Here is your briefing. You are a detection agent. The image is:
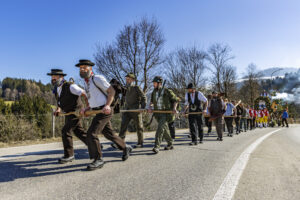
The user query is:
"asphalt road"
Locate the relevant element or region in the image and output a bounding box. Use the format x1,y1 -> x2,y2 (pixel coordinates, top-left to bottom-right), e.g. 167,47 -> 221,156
0,125 -> 299,200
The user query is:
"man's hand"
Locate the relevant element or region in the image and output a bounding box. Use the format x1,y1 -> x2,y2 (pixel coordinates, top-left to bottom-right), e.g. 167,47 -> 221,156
54,107 -> 61,116
102,105 -> 111,115
80,107 -> 90,117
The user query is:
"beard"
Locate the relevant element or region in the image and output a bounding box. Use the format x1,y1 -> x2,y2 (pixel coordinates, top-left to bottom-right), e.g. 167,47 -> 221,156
51,78 -> 63,87
80,70 -> 91,79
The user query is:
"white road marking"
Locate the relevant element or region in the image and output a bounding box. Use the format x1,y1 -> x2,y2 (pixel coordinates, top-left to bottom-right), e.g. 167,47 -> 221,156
213,129 -> 281,200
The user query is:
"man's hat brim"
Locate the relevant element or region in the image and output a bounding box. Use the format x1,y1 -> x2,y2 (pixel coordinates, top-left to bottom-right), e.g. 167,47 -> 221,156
47,73 -> 67,76
75,59 -> 95,67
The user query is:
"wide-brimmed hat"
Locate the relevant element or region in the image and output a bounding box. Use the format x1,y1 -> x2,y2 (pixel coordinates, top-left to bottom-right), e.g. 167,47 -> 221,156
125,73 -> 136,80
75,59 -> 95,67
47,69 -> 67,76
186,83 -> 195,89
152,76 -> 163,83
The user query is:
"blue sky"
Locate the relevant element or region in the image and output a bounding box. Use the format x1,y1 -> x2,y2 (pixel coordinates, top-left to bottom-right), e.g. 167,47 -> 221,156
0,0 -> 300,84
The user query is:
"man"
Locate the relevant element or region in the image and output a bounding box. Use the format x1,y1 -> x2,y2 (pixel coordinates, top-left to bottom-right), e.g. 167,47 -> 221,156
77,59 -> 132,170
233,100 -> 242,134
224,98 -> 235,137
263,107 -> 269,127
47,69 -> 88,164
169,95 -> 180,141
258,108 -> 264,128
239,103 -> 247,132
281,109 -> 289,127
148,76 -> 178,154
183,83 -> 207,145
209,91 -> 226,141
117,73 -> 146,148
204,95 -> 212,135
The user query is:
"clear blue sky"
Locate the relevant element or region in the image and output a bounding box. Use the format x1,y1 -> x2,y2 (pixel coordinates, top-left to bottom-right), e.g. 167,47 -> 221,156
1,0 -> 300,84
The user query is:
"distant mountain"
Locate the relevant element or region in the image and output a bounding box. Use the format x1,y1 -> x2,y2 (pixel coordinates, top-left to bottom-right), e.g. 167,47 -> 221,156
259,67 -> 300,77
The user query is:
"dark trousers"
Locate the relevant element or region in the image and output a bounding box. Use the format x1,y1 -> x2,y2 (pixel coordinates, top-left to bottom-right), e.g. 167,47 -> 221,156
240,118 -> 247,131
204,117 -> 212,133
188,114 -> 204,142
62,115 -> 87,157
252,117 -> 256,129
168,121 -> 176,139
87,113 -> 126,160
224,117 -> 234,134
282,118 -> 289,127
214,117 -> 223,139
119,112 -> 144,144
235,117 -> 240,133
247,119 -> 251,130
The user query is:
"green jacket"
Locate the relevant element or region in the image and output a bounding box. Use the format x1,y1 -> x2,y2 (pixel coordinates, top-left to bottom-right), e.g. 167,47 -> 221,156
124,85 -> 146,109
151,88 -> 178,122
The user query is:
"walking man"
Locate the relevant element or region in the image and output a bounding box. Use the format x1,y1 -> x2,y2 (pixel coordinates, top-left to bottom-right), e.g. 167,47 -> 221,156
281,109 -> 289,127
183,83 -> 207,145
209,92 -> 226,141
47,69 -> 88,164
148,76 -> 178,154
77,59 -> 132,170
117,73 -> 146,148
224,98 -> 235,137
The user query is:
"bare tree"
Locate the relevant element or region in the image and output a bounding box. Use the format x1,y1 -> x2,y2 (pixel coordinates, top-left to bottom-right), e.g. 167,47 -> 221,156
239,63 -> 262,106
165,46 -> 208,98
208,43 -> 234,93
94,17 -> 165,92
220,65 -> 237,98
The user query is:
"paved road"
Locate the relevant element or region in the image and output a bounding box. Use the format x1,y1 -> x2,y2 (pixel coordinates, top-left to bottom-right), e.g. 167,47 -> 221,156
0,125 -> 299,200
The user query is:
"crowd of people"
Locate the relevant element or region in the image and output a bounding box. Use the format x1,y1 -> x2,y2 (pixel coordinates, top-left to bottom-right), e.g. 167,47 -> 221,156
47,59 -> 289,171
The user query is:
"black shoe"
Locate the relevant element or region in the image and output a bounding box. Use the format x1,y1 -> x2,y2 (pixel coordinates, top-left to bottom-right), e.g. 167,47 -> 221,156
122,146 -> 133,161
87,159 -> 105,171
199,140 -> 203,144
58,156 -> 75,164
164,145 -> 174,150
152,148 -> 159,154
220,138 -> 223,141
189,142 -> 194,145
187,134 -> 191,138
217,137 -> 220,141
100,143 -> 104,150
133,143 -> 143,148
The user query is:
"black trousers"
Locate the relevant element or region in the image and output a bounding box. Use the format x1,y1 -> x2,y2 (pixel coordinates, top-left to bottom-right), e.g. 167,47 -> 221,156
224,117 -> 234,134
235,117 -> 240,132
168,121 -> 176,139
62,115 -> 87,157
87,112 -> 126,160
282,118 -> 289,127
252,117 -> 256,129
188,114 -> 204,142
247,119 -> 251,130
240,118 -> 247,131
204,117 -> 212,133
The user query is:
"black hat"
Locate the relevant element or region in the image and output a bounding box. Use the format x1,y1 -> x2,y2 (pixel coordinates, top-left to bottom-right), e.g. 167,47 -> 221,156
125,73 -> 136,80
47,69 -> 67,76
75,59 -> 95,67
186,83 -> 195,89
152,76 -> 163,83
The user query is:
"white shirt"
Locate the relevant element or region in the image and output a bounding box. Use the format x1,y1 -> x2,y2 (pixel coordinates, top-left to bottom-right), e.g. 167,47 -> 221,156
57,83 -> 85,97
85,75 -> 110,108
184,91 -> 207,106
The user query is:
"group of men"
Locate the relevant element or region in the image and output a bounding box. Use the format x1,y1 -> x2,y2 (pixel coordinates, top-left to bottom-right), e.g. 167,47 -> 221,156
47,59 -> 281,171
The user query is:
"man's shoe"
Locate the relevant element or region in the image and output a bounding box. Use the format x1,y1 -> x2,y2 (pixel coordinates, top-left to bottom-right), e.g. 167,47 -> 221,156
133,143 -> 143,148
189,142 -> 194,145
220,138 -> 223,141
87,159 -> 105,171
164,145 -> 174,150
58,156 -> 75,164
217,137 -> 220,141
152,148 -> 159,154
199,140 -> 203,144
122,146 -> 133,161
